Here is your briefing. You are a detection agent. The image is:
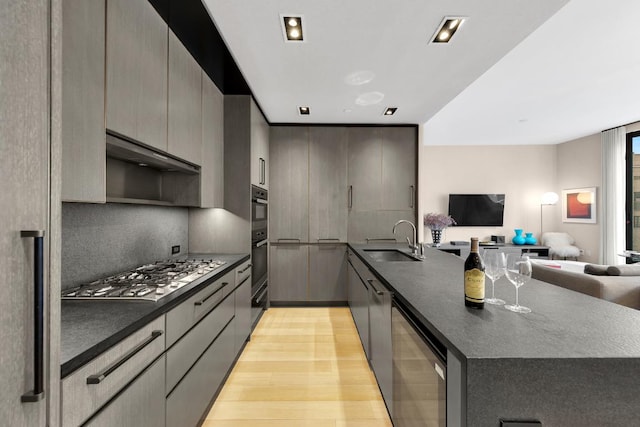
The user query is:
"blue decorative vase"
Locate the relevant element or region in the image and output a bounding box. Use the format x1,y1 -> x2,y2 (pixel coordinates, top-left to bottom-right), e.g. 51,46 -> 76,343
524,232 -> 537,245
512,228 -> 526,245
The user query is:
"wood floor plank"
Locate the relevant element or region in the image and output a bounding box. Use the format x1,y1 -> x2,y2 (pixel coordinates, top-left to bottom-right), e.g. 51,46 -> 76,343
206,307 -> 392,426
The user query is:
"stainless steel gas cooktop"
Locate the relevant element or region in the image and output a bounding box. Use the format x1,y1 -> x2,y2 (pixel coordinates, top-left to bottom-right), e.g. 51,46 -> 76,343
62,259 -> 227,302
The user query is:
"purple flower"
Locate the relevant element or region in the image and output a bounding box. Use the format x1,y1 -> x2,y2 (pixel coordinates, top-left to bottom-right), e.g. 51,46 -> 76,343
423,213 -> 456,230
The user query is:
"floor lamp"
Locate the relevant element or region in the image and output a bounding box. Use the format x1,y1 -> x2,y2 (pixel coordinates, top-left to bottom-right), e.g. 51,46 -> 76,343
540,191 -> 559,239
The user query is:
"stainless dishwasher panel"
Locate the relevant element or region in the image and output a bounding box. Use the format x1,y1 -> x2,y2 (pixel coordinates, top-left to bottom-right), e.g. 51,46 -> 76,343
392,301 -> 446,427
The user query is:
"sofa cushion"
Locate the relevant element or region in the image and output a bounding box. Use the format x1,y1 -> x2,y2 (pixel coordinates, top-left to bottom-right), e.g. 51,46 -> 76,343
607,265 -> 640,276
584,264 -> 610,276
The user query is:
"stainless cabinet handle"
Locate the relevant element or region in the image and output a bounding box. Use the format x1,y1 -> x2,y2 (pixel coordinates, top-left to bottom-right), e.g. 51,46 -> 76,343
21,230 -> 45,402
255,286 -> 268,304
277,238 -> 301,243
348,185 -> 353,209
239,263 -> 253,273
87,330 -> 163,385
259,158 -> 266,185
367,278 -> 384,296
318,238 -> 340,243
410,185 -> 415,208
194,283 -> 228,306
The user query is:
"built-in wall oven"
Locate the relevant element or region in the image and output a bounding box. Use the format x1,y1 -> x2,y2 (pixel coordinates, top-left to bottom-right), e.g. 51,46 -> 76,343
251,186 -> 268,326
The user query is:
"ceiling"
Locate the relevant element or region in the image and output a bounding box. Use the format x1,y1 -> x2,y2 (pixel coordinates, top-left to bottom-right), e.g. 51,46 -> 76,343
202,0 -> 640,146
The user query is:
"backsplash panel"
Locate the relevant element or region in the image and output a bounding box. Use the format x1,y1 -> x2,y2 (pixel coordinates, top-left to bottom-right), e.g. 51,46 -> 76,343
62,203 -> 188,289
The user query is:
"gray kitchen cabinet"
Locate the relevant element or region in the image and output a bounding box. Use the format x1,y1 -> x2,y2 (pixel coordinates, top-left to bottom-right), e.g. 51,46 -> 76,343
165,293 -> 234,393
166,317 -> 235,427
251,100 -> 270,189
369,276 -> 393,417
85,355 -> 166,427
347,250 -> 370,359
347,126 -> 417,243
234,271 -> 252,354
269,244 -> 309,303
1,0 -> 59,424
61,316 -> 166,427
381,127 -> 417,211
168,30 -> 202,165
269,126 -> 309,242
309,127 -> 348,242
106,0 -> 168,151
224,95 -> 267,221
201,72 -> 224,208
61,0 -> 106,203
309,244 -> 347,302
347,127 -> 382,212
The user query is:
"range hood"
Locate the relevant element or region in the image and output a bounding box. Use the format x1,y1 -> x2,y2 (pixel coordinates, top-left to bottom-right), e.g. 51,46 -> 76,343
106,132 -> 199,175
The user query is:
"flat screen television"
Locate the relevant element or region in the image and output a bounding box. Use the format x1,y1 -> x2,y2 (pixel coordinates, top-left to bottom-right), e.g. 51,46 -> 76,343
448,194 -> 505,226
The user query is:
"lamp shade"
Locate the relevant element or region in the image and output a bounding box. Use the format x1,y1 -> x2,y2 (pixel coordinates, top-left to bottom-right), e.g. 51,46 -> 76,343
541,191 -> 559,205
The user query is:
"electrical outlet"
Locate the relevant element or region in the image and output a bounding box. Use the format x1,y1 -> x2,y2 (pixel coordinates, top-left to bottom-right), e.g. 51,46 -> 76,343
171,245 -> 180,255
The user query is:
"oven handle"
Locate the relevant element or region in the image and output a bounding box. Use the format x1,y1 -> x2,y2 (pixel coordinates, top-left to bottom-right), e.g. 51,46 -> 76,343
21,230 -> 45,402
87,330 -> 163,385
253,198 -> 267,205
254,239 -> 268,248
255,285 -> 268,304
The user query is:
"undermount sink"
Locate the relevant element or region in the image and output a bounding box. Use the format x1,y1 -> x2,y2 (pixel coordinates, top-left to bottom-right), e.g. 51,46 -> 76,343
364,249 -> 421,262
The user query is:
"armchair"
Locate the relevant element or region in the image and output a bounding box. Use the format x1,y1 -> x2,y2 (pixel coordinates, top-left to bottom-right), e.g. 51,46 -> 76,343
541,232 -> 581,260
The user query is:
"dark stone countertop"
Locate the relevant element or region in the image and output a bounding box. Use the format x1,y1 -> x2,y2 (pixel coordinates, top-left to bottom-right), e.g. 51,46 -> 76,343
349,243 -> 640,361
61,253 -> 250,378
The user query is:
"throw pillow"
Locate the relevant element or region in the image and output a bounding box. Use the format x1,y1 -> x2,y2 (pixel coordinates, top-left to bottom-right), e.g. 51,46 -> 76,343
606,265 -> 640,276
584,264 -> 609,276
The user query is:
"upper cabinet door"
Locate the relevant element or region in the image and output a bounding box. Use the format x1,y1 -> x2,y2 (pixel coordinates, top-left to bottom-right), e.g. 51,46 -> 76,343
106,0 -> 168,151
61,0 -> 106,203
347,127 -> 382,212
269,126 -> 309,242
309,127 -> 348,242
201,72 -> 224,208
381,127 -> 417,210
251,100 -> 269,189
168,30 -> 202,165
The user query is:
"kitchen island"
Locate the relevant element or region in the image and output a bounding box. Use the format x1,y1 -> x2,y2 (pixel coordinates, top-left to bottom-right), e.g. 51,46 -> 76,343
349,243 -> 640,426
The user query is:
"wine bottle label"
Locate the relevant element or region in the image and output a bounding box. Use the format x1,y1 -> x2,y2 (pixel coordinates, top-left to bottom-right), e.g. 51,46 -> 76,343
465,269 -> 485,302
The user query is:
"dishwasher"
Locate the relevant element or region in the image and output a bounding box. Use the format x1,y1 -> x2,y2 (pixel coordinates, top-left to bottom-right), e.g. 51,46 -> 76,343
392,300 -> 446,427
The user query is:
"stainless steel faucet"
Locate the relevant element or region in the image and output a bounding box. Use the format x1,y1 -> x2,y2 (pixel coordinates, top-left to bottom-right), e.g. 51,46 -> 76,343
393,220 -> 418,255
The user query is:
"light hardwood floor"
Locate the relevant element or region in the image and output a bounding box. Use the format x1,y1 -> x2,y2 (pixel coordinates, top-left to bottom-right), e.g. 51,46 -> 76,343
204,307 -> 392,427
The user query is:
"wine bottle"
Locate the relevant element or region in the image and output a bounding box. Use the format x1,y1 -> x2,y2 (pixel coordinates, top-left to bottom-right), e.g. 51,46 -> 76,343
464,237 -> 485,308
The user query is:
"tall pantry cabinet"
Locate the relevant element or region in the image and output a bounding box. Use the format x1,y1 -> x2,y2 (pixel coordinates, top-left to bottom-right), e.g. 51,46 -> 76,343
269,125 -> 417,304
1,1 -> 61,426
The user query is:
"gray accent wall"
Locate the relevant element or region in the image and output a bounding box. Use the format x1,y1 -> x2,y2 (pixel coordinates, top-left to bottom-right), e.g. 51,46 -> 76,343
62,202 -> 188,289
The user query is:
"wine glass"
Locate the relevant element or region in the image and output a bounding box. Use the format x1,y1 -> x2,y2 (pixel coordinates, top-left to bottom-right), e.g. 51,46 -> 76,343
504,254 -> 532,313
483,250 -> 506,305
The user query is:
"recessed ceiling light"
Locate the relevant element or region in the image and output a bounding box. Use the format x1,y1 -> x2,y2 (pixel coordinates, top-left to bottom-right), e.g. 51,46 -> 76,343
282,15 -> 304,42
299,106 -> 310,115
431,16 -> 466,44
383,107 -> 397,116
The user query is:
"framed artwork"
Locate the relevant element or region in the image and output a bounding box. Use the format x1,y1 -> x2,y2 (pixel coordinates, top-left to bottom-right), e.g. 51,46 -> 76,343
562,187 -> 596,223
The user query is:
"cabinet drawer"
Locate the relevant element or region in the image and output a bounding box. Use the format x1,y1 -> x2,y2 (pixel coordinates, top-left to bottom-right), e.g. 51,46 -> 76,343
166,317 -> 236,427
166,292 -> 235,393
62,316 -> 165,427
166,270 -> 234,347
236,260 -> 252,288
85,355 -> 166,427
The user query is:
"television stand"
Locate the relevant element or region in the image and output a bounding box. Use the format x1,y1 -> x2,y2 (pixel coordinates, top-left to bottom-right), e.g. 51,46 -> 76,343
435,243 -> 549,259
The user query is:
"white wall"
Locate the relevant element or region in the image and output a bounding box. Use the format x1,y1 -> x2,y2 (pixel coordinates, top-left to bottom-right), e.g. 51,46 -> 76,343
418,137 -> 557,246
554,133 -> 601,262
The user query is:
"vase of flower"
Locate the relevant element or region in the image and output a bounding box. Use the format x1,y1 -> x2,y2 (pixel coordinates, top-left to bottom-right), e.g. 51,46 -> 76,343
512,228 -> 526,245
431,229 -> 443,247
424,213 -> 456,247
